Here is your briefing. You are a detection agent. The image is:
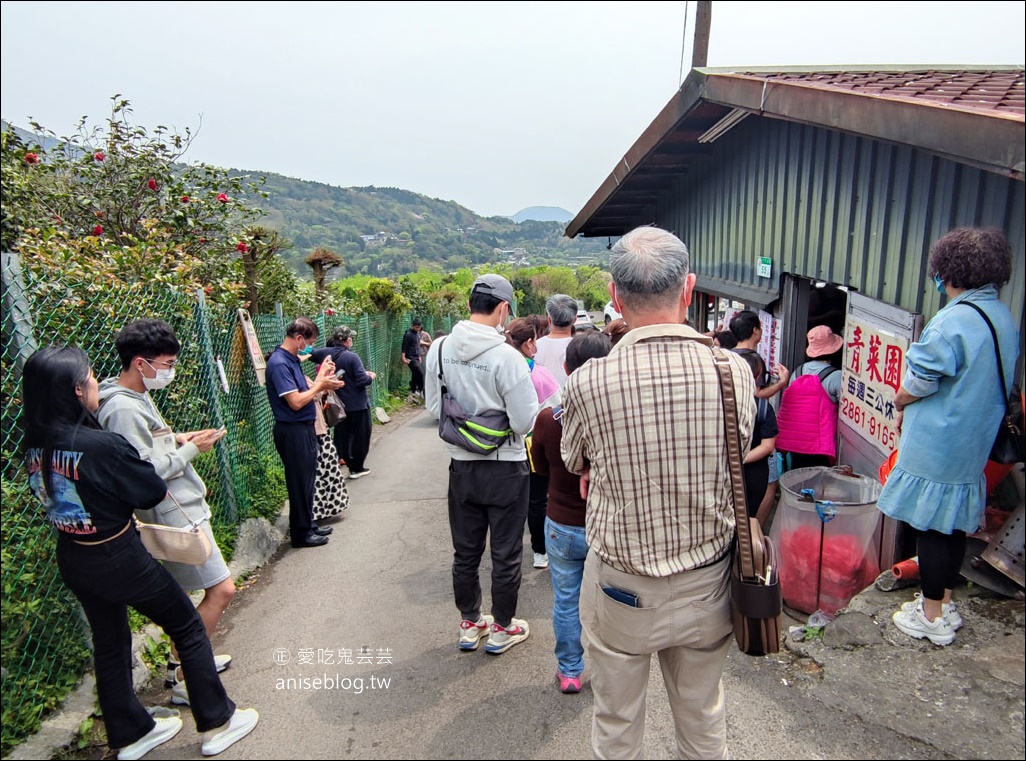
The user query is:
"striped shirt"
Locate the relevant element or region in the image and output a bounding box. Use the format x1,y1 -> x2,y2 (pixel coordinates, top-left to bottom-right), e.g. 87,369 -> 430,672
561,323 -> 756,577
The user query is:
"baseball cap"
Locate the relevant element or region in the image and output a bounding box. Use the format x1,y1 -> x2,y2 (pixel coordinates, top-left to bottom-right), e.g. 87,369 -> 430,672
471,274 -> 516,315
332,325 -> 356,342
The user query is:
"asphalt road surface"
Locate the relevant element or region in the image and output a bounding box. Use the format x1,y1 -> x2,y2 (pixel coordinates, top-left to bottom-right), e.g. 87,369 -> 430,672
137,407 -> 1018,760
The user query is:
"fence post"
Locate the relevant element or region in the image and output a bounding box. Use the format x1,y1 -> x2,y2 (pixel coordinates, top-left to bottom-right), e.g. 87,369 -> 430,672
194,289 -> 239,523
1,253 -> 39,382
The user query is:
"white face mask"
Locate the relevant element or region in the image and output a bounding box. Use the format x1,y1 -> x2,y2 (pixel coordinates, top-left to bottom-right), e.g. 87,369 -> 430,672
141,359 -> 176,391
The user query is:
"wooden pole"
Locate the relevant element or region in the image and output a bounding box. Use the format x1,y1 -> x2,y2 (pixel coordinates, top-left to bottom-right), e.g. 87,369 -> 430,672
693,1 -> 712,68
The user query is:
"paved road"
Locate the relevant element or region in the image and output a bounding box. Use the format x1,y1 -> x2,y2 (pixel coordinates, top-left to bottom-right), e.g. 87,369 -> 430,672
140,407 -> 1021,760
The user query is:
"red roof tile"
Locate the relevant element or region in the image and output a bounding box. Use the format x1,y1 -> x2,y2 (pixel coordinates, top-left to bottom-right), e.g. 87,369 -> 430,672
749,70 -> 1025,117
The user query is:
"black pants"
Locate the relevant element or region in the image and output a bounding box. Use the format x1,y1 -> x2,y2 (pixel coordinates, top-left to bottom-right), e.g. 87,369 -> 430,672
408,359 -> 424,394
58,530 -> 234,749
335,408 -> 372,472
274,421 -> 317,540
447,459 -> 530,628
916,529 -> 967,600
528,472 -> 548,554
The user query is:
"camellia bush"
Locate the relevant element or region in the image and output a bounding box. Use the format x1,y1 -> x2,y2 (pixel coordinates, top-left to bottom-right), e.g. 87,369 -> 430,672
4,96 -> 268,304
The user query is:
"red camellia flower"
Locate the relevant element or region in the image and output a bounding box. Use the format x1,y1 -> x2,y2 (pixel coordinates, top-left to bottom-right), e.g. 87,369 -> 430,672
217,193 -> 229,203
325,309 -> 335,316
147,178 -> 158,191
180,195 -> 190,203
25,153 -> 39,164
94,152 -> 105,162
92,225 -> 103,236
236,242 -> 249,253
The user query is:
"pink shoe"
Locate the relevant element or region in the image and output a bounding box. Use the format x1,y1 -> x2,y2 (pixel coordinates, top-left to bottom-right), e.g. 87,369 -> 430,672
557,672 -> 581,694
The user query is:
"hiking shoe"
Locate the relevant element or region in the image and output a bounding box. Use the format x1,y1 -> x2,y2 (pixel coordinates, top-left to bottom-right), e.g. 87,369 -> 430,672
348,469 -> 370,480
557,672 -> 582,694
533,553 -> 549,569
200,708 -> 259,756
165,654 -> 231,688
892,599 -> 956,646
117,715 -> 182,760
484,618 -> 530,654
458,615 -> 494,651
901,594 -> 963,631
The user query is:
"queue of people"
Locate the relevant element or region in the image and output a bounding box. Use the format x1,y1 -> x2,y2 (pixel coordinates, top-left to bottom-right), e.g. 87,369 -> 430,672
18,223 -> 1018,759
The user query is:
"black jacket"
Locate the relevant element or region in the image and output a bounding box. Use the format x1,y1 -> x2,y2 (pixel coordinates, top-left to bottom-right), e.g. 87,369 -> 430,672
402,328 -> 422,361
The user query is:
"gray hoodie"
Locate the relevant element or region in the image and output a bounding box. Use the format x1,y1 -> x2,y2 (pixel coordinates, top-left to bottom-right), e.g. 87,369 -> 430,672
96,379 -> 210,524
424,319 -> 539,462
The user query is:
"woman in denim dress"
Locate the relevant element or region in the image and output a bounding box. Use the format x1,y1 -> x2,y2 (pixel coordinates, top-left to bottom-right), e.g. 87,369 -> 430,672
879,228 -> 1018,646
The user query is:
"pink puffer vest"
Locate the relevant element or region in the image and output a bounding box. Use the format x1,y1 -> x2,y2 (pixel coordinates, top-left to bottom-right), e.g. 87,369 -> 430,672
775,367 -> 840,457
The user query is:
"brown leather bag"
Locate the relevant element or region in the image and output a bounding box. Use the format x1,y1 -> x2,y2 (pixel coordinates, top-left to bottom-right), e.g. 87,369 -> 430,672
713,348 -> 783,656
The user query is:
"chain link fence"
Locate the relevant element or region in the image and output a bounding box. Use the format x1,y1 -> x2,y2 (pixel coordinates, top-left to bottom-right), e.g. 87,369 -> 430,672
0,253 -> 450,755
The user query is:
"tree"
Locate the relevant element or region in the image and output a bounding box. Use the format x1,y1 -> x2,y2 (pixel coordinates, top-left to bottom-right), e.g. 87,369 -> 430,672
237,226 -> 293,315
305,246 -> 343,304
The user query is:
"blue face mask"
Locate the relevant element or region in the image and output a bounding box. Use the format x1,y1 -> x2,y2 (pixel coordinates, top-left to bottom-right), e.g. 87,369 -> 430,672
298,341 -> 313,356
934,274 -> 946,295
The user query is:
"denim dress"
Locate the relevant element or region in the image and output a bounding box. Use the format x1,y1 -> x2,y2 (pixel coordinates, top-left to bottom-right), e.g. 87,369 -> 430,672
877,285 -> 1019,534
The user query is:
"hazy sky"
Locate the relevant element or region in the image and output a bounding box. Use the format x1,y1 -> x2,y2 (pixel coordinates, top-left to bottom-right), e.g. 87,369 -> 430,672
2,1 -> 1023,218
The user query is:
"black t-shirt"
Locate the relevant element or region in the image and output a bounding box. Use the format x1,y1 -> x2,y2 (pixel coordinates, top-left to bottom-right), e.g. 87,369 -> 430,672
26,426 -> 168,541
743,398 -> 779,515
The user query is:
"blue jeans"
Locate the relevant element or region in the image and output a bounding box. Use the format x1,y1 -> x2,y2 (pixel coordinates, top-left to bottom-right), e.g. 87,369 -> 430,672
545,517 -> 588,677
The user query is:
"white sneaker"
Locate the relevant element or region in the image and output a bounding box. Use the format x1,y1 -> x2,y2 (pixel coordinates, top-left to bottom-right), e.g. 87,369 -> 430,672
892,598 -> 956,646
117,715 -> 183,760
166,654 -> 230,687
201,708 -> 259,756
458,614 -> 494,651
900,594 -> 963,630
484,618 -> 530,654
171,678 -> 189,706
533,552 -> 549,569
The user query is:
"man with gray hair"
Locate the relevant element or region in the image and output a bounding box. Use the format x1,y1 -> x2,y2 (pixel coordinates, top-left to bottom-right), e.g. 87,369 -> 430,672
561,226 -> 755,758
534,293 -> 577,386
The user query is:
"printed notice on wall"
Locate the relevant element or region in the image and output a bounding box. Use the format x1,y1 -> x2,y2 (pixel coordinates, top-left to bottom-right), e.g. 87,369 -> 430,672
840,319 -> 909,453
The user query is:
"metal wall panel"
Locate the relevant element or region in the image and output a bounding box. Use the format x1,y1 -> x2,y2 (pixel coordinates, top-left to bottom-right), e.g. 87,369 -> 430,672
670,117 -> 1024,366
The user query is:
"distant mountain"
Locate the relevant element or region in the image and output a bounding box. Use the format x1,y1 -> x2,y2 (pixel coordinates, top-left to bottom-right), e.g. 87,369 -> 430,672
248,175 -> 605,276
509,206 -> 574,224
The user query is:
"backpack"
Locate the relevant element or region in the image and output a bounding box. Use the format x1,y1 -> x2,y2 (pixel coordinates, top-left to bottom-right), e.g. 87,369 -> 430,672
435,337 -> 514,456
775,366 -> 840,457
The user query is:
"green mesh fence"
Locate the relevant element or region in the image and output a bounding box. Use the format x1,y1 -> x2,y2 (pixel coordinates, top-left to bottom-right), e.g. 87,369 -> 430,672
0,253 -> 432,755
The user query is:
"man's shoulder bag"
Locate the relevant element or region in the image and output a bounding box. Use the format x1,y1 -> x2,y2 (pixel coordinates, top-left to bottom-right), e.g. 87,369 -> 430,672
435,337 -> 514,456
713,347 -> 783,656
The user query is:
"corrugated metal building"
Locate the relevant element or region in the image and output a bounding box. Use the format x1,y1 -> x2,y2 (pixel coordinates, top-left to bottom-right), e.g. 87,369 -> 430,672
566,66 -> 1025,563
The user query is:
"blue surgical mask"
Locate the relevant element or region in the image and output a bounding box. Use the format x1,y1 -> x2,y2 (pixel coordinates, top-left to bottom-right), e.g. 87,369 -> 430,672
934,274 -> 945,295
298,339 -> 313,356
